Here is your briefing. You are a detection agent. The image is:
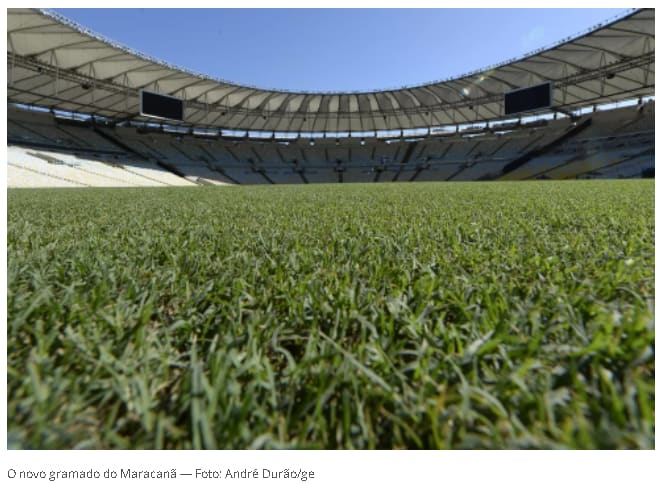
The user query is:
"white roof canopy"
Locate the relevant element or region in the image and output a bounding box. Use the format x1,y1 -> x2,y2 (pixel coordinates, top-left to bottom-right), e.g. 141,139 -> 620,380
7,8 -> 655,133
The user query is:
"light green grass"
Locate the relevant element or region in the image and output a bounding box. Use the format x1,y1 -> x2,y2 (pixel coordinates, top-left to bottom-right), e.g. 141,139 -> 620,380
7,180 -> 654,449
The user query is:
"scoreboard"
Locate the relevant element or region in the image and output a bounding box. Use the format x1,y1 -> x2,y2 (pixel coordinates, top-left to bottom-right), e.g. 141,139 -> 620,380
504,82 -> 552,116
140,90 -> 184,121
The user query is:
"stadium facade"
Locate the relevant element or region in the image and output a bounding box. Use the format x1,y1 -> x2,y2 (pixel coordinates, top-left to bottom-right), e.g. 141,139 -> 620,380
7,8 -> 655,187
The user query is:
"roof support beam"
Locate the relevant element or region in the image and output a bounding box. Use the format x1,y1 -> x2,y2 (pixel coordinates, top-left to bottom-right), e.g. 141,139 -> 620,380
23,38 -> 97,58
190,84 -> 227,104
213,86 -> 248,107
535,53 -> 621,93
608,26 -> 655,38
67,52 -> 144,74
570,40 -> 630,61
9,48 -> 16,87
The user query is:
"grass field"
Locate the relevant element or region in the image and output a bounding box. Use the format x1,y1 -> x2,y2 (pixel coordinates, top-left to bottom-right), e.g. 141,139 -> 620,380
7,180 -> 654,449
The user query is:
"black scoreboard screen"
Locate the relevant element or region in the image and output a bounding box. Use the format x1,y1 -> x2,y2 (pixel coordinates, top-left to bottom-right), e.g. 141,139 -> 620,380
504,82 -> 552,115
140,90 -> 184,121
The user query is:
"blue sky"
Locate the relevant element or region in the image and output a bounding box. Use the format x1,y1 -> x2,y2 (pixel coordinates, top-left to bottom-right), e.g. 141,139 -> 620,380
52,8 -> 630,92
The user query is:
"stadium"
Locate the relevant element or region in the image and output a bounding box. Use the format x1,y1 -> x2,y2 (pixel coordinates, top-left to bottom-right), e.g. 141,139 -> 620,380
6,8 -> 655,450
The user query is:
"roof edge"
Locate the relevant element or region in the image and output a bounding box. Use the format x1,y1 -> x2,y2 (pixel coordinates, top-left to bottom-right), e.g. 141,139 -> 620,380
39,7 -> 643,96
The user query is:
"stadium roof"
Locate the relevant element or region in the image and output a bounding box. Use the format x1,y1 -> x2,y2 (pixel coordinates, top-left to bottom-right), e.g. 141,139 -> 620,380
7,8 -> 655,133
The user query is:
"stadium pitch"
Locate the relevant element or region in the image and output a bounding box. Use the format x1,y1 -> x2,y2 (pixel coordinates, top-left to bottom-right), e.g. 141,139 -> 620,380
7,180 -> 654,449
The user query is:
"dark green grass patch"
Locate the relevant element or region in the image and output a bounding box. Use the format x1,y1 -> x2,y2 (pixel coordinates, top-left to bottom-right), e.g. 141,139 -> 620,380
7,180 -> 654,449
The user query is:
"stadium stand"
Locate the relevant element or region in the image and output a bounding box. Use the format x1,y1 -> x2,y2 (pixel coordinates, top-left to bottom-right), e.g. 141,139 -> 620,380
8,101 -> 654,186
7,113 -> 198,188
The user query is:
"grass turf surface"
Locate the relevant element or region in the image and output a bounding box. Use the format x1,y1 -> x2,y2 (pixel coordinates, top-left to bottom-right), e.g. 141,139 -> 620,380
7,180 -> 654,449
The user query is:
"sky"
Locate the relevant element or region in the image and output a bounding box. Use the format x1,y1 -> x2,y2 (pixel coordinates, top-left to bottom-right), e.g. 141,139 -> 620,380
51,8 -> 631,93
